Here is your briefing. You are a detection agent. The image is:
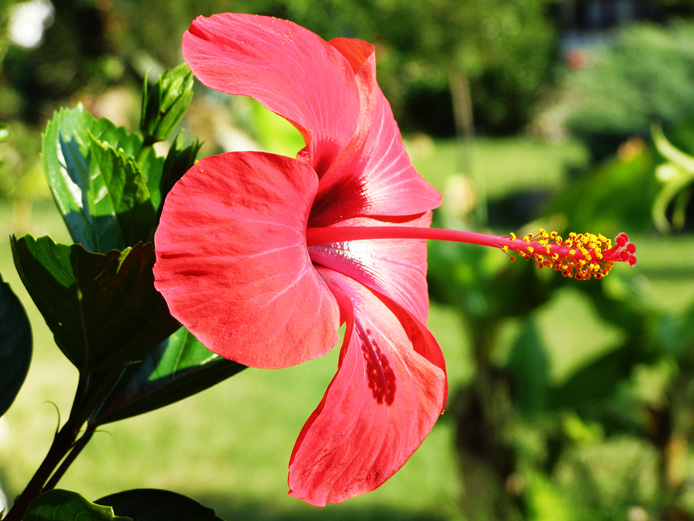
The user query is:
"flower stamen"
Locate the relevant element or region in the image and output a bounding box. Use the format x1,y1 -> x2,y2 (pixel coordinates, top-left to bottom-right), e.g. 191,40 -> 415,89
500,230 -> 637,280
306,226 -> 637,280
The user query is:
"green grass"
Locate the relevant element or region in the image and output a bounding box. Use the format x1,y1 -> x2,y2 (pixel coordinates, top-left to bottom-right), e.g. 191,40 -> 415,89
406,135 -> 589,198
1,136 -> 693,521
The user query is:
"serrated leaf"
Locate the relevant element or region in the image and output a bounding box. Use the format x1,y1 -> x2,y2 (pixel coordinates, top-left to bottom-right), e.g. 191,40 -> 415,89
25,490 -> 131,521
97,489 -> 223,521
0,274 -> 32,418
87,134 -> 156,246
42,105 -> 156,252
11,235 -> 178,373
93,327 -> 244,424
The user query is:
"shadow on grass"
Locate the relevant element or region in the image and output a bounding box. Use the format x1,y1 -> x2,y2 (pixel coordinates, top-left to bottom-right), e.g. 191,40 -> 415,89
195,493 -> 451,521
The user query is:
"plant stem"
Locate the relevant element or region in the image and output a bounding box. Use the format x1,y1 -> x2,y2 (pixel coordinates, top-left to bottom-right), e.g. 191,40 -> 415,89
44,423 -> 97,492
3,418 -> 82,521
2,368 -> 122,520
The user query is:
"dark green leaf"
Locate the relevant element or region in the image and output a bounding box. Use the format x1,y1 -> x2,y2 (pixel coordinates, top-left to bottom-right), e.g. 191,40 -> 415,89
25,490 -> 130,521
42,105 -> 155,252
93,327 -> 245,424
0,274 -> 32,418
506,320 -> 549,417
159,133 -> 201,210
11,235 -> 178,373
140,63 -> 194,145
659,300 -> 694,364
548,345 -> 637,410
97,489 -> 223,521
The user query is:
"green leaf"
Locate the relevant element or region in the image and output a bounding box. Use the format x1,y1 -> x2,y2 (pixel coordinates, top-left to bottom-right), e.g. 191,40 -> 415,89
506,320 -> 549,417
97,489 -> 223,521
651,125 -> 694,232
11,235 -> 178,373
547,345 -> 637,410
140,63 -> 194,145
0,274 -> 32,418
136,146 -> 166,212
87,134 -> 156,246
25,490 -> 130,521
652,165 -> 694,232
159,133 -> 201,209
92,327 -> 245,424
653,123 -> 694,171
42,105 -> 155,252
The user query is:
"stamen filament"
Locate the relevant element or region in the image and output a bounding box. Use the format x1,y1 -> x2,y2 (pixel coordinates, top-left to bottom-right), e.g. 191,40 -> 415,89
306,226 -> 637,280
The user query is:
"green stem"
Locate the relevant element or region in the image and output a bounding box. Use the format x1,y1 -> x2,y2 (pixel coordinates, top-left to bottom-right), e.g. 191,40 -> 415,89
137,142 -> 155,166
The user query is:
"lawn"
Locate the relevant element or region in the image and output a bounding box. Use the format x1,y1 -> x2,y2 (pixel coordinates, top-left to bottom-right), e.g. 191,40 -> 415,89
1,136 -> 692,521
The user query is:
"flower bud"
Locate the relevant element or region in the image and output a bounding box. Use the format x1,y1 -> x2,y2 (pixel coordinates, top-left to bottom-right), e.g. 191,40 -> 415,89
140,63 -> 194,145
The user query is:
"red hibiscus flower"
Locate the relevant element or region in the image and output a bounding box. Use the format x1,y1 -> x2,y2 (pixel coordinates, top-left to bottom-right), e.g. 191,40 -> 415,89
153,13 -> 636,506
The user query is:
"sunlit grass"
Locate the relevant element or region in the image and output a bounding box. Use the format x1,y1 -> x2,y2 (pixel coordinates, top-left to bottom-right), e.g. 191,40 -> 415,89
407,135 -> 589,197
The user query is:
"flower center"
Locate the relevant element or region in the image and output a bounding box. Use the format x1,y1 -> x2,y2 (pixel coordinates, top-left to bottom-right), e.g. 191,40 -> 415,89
305,226 -> 637,281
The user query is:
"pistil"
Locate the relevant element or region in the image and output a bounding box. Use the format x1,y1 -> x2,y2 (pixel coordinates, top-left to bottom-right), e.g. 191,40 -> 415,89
306,226 -> 637,280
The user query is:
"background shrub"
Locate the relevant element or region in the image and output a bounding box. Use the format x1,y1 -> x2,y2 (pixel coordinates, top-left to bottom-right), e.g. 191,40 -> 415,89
561,21 -> 694,159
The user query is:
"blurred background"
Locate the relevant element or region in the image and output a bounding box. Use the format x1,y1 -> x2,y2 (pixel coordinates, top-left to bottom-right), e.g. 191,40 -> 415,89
1,1 -> 694,520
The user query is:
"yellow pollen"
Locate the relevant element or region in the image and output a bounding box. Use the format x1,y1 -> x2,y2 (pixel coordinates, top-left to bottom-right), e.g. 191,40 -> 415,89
501,228 -> 623,281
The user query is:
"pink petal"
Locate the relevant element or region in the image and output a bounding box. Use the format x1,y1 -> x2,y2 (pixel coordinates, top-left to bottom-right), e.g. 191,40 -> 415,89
182,13 -> 360,173
153,152 -> 340,369
329,37 -> 375,74
309,39 -> 442,226
308,213 -> 433,323
288,269 -> 447,506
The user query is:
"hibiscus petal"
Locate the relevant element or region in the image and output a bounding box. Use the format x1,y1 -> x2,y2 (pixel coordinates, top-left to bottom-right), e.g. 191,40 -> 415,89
182,13 -> 361,172
309,39 -> 442,226
309,213 -> 432,323
153,152 -> 340,369
288,269 -> 446,506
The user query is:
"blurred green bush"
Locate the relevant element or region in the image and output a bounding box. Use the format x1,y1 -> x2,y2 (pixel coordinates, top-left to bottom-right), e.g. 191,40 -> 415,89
559,21 -> 694,159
